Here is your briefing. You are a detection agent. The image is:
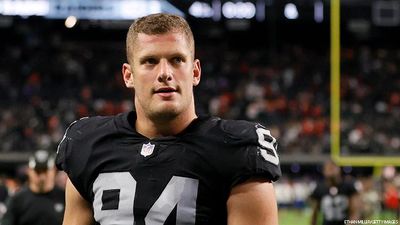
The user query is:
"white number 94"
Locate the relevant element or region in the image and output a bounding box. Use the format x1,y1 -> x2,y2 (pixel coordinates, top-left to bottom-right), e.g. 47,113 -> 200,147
256,128 -> 279,166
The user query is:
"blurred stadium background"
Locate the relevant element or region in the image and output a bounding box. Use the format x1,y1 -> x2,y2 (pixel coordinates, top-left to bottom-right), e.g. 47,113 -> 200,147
0,0 -> 399,224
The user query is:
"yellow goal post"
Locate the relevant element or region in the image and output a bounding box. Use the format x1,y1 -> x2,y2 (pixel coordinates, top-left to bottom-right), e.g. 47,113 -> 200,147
330,0 -> 400,167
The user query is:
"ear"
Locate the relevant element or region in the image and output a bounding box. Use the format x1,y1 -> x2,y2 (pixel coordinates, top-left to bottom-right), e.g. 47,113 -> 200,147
122,63 -> 134,88
192,59 -> 201,86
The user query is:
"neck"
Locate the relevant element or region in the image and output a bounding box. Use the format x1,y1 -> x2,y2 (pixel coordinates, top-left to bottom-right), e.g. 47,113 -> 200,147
326,176 -> 341,186
29,182 -> 54,194
135,107 -> 197,139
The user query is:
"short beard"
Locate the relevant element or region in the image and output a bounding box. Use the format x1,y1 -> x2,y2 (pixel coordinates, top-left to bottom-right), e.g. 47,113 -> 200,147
149,109 -> 180,123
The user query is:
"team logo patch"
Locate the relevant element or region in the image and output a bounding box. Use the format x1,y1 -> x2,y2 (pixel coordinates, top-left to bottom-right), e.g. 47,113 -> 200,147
54,202 -> 64,213
140,142 -> 155,157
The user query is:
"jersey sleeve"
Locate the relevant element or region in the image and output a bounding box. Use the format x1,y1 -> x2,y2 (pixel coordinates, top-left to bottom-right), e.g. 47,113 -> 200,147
56,119 -> 78,173
218,120 -> 282,187
56,117 -> 92,199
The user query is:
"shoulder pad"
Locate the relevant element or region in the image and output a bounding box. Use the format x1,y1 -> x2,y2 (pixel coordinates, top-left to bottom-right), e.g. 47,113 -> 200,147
56,116 -> 113,173
62,116 -> 113,140
219,119 -> 262,143
215,119 -> 281,183
220,119 -> 279,166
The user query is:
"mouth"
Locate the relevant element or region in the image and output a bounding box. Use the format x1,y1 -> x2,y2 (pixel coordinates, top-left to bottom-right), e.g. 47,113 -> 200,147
153,87 -> 177,94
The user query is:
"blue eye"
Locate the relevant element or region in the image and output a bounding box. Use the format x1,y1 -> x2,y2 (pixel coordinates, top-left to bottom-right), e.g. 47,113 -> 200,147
146,58 -> 157,64
173,57 -> 183,64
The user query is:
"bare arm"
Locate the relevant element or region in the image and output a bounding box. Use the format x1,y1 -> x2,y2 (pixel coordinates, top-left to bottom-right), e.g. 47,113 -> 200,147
349,193 -> 361,220
62,178 -> 94,225
227,178 -> 278,225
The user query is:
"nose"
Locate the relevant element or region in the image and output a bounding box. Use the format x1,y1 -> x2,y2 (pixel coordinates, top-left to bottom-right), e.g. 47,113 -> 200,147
157,59 -> 173,82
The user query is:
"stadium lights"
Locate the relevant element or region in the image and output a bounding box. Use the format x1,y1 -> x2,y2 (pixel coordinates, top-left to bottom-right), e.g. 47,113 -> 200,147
188,1 -> 214,18
0,0 -> 49,16
65,16 -> 77,28
189,1 -> 256,20
284,3 -> 299,20
222,1 -> 256,19
0,0 -> 184,20
120,0 -> 161,19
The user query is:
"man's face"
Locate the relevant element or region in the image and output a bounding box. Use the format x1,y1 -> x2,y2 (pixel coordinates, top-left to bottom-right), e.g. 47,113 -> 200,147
28,167 -> 56,193
123,32 -> 201,121
323,161 -> 340,180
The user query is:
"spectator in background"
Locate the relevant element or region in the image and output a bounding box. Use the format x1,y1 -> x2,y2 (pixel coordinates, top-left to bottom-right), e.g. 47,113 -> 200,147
310,160 -> 360,225
1,150 -> 64,225
380,166 -> 400,219
359,176 -> 380,219
0,178 -> 8,221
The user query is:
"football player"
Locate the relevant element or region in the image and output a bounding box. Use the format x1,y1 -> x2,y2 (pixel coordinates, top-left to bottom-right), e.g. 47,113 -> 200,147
310,160 -> 360,225
2,150 -> 65,225
57,13 -> 281,225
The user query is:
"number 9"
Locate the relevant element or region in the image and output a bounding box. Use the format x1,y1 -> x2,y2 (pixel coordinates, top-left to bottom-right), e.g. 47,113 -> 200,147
256,128 -> 279,166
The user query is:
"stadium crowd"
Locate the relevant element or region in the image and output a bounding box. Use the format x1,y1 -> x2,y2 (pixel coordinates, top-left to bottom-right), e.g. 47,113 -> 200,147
0,24 -> 399,156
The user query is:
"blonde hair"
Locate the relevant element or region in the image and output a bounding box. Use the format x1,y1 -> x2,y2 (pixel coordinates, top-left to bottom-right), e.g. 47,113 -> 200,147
126,13 -> 195,64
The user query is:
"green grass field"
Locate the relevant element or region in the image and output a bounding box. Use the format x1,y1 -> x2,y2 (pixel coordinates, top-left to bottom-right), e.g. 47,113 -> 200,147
279,208 -> 312,225
278,208 -> 399,225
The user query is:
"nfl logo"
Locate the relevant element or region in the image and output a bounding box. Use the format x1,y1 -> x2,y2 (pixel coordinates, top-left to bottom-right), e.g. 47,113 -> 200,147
140,143 -> 155,157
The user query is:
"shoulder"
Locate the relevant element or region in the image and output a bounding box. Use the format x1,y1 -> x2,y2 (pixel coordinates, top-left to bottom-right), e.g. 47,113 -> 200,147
61,115 -> 118,140
56,113 -> 126,185
218,118 -> 279,166
204,117 -> 271,145
8,187 -> 31,202
199,117 -> 281,184
219,118 -> 259,139
56,115 -> 114,164
57,113 -> 128,152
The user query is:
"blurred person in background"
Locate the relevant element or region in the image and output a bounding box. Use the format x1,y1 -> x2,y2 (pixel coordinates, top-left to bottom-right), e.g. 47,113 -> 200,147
359,176 -> 380,219
1,150 -> 65,225
0,177 -> 8,221
380,166 -> 399,219
310,160 -> 360,225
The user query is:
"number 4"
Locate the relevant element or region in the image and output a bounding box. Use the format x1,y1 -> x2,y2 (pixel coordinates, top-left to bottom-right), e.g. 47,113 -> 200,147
256,128 -> 279,166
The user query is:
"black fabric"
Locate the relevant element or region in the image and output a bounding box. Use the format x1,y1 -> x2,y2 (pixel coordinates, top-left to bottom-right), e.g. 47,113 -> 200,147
101,189 -> 120,210
0,184 -> 8,202
1,187 -> 65,225
56,111 -> 281,225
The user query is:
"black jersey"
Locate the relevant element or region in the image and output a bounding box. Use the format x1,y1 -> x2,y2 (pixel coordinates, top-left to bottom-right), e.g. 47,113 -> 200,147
310,180 -> 357,225
1,186 -> 65,225
56,111 -> 281,225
